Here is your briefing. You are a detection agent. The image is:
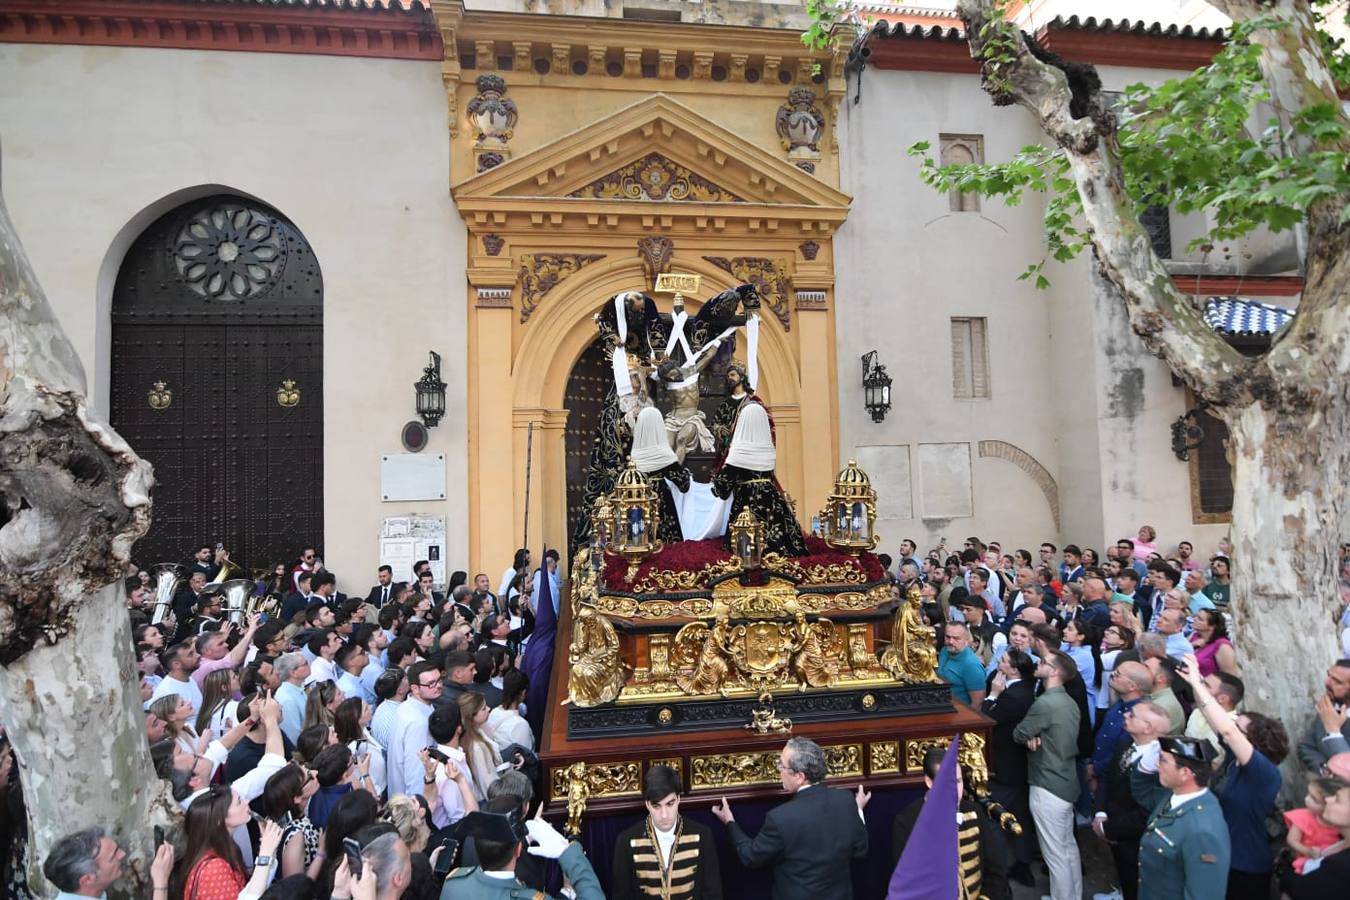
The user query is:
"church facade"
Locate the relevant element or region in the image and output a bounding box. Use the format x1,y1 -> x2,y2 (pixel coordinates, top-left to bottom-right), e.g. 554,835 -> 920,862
0,0 -> 1291,577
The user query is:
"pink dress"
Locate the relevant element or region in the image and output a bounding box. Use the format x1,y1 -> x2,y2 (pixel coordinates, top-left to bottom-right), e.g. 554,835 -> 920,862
1284,807 -> 1344,873
1192,637 -> 1233,678
1132,540 -> 1158,563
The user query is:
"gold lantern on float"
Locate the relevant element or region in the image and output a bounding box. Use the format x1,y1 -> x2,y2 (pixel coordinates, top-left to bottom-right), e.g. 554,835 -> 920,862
609,462 -> 662,568
730,507 -> 765,570
822,459 -> 879,554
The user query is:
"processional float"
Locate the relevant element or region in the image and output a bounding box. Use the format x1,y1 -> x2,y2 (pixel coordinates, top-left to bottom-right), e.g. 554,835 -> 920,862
540,276 -> 1011,842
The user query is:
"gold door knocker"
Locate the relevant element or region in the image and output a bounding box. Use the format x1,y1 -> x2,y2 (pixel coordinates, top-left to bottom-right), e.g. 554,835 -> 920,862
276,379 -> 300,408
147,381 -> 172,410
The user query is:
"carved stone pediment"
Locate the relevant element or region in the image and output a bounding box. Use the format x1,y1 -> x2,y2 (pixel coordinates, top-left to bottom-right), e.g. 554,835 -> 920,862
453,93 -> 850,210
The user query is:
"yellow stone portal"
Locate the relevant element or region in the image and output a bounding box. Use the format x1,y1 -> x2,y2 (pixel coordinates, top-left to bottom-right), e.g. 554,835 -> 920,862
432,3 -> 855,571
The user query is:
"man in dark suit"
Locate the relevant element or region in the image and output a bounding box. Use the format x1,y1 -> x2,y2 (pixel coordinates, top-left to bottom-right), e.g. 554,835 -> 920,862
172,570 -> 208,641
366,564 -> 395,607
1096,702 -> 1172,900
188,543 -> 225,581
280,570 -> 314,624
712,736 -> 868,900
980,648 -> 1037,886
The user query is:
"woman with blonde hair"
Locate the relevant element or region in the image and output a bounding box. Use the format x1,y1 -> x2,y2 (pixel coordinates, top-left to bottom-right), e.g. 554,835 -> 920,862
382,794 -> 431,854
150,694 -> 200,754
456,692 -> 499,800
302,680 -> 343,733
1108,599 -> 1143,635
196,668 -> 240,737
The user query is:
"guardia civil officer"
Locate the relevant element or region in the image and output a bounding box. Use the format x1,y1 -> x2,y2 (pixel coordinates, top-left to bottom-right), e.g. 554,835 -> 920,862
440,798 -> 603,900
1137,736 -> 1231,900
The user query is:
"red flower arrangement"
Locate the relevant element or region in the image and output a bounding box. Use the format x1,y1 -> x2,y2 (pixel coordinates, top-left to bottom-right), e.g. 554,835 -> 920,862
598,536 -> 885,593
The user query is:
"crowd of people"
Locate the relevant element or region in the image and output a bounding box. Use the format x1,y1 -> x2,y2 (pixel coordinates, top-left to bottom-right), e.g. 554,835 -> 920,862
3,544 -> 577,900
906,531 -> 1350,900
4,527 -> 1350,900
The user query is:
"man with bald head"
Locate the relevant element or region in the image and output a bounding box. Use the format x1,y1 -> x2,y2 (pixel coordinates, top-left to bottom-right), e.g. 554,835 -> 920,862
1094,701 -> 1173,900
1018,606 -> 1049,628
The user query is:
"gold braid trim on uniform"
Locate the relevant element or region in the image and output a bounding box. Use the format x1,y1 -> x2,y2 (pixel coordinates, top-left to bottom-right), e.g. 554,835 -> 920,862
642,815 -> 686,900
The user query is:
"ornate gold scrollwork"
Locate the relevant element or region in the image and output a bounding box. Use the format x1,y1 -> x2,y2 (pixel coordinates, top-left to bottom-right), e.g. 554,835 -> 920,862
551,760 -> 643,837
871,741 -> 900,774
276,379 -> 300,408
668,598 -> 846,698
147,381 -> 172,410
879,583 -> 938,684
517,253 -> 605,323
905,736 -> 953,774
745,691 -> 792,735
550,760 -> 643,804
824,744 -> 864,778
690,751 -> 779,789
688,744 -> 862,789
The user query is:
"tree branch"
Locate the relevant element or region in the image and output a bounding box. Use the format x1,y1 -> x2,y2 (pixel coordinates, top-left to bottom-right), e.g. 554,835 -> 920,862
956,0 -> 1250,404
1211,0 -> 1350,298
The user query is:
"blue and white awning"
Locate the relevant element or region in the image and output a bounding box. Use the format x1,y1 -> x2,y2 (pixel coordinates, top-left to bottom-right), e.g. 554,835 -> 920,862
1203,296 -> 1294,336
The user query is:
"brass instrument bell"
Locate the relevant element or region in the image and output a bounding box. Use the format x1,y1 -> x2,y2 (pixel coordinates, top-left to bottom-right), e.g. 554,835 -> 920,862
219,578 -> 254,626
149,562 -> 188,625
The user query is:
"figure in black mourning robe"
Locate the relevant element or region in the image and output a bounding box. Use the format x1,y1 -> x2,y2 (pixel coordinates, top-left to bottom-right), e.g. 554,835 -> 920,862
630,407 -> 690,544
612,765 -> 722,900
710,402 -> 807,557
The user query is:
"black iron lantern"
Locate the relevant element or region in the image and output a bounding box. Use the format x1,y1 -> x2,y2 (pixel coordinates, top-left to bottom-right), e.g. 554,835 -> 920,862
861,350 -> 892,423
415,351 -> 447,428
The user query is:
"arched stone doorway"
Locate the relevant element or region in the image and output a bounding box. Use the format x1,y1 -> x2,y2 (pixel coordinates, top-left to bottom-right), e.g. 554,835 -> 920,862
110,195 -> 323,569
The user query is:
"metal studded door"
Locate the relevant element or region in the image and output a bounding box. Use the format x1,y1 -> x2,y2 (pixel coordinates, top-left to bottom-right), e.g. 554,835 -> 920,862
110,196 -> 323,570
564,338 -> 611,556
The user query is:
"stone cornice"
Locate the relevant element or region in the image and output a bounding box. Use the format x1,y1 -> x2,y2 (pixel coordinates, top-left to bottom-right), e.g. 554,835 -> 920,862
0,0 -> 441,59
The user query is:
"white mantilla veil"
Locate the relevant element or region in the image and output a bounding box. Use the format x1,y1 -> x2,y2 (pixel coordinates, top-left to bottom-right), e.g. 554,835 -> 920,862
724,403 -> 775,472
630,406 -> 678,473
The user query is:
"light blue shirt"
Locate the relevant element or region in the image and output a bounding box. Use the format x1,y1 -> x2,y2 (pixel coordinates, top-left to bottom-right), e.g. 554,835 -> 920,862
337,670 -> 375,707
360,657 -> 386,698
385,698 -> 434,798
531,566 -> 562,616
369,698 -> 403,749
1188,591 -> 1216,615
276,681 -> 307,745
1164,631 -> 1192,660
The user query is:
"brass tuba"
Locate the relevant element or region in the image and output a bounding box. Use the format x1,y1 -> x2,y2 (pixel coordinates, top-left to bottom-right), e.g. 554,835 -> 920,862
219,578 -> 255,626
149,562 -> 187,625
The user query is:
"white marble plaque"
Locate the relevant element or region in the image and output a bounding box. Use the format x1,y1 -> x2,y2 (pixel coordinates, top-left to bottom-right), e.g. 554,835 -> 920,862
853,445 -> 913,520
918,443 -> 973,519
380,453 -> 447,502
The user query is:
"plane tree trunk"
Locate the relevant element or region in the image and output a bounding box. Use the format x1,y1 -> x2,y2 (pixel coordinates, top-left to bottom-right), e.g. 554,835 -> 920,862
0,140 -> 168,897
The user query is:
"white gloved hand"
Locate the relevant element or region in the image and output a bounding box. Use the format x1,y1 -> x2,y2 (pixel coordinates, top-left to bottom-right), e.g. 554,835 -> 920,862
525,817 -> 571,859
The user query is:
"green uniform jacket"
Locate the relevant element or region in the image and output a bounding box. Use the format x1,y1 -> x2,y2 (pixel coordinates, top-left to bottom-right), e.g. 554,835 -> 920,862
1011,685 -> 1080,803
440,843 -> 604,900
1137,791 -> 1231,900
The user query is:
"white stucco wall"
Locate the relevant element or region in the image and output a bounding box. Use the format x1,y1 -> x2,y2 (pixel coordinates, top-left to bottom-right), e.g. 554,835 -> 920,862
0,43 -> 469,584
836,60 -> 1243,558
835,69 -> 1062,553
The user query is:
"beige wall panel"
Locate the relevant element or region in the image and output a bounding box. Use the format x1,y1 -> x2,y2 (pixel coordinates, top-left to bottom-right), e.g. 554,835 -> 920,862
0,43 -> 469,582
